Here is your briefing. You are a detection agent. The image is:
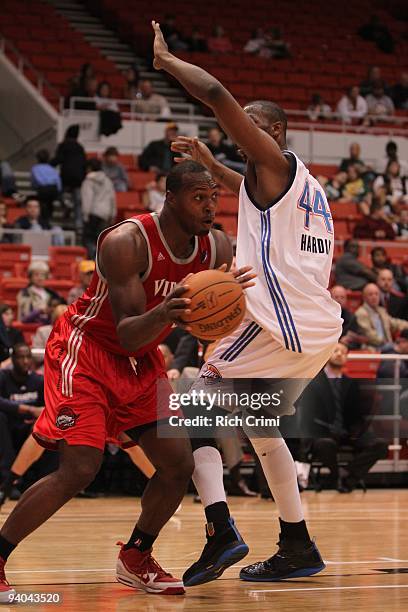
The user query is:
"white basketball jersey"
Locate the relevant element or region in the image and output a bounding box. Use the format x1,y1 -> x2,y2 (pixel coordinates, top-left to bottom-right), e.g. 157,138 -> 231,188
235,150 -> 342,355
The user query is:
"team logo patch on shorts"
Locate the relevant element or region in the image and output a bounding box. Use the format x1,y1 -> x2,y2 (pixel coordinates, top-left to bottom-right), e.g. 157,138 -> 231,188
56,407 -> 78,430
201,363 -> 222,384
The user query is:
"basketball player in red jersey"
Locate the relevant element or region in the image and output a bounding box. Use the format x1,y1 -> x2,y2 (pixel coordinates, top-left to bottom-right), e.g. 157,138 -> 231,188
0,160 -> 255,600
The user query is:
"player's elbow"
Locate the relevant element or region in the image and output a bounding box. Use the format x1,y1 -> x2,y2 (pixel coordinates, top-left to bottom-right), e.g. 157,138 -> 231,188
206,81 -> 224,105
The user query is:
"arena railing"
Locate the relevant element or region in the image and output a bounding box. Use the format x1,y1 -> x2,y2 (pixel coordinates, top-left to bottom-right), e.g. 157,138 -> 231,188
0,229 -> 76,256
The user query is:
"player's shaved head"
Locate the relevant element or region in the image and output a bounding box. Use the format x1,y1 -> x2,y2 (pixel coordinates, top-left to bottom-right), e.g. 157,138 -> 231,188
166,160 -> 215,194
244,100 -> 288,133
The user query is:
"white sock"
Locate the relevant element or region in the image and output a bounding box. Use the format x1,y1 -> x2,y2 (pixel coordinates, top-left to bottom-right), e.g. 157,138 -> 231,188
250,437 -> 304,523
192,446 -> 227,507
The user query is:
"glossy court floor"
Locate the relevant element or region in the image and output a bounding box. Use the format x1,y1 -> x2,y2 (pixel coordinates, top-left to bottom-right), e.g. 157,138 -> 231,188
0,491 -> 407,611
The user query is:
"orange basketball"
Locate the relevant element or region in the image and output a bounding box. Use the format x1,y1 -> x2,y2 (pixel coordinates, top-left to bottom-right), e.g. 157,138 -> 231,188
181,269 -> 246,341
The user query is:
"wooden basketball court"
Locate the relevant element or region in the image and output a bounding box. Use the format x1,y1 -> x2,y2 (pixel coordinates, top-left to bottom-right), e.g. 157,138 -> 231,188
1,490 -> 407,611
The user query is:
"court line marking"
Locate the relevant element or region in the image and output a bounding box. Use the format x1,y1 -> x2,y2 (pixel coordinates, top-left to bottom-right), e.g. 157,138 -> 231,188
248,585 -> 408,594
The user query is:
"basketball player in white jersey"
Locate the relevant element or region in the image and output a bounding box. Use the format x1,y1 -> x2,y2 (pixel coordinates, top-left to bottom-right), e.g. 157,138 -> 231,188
152,22 -> 342,585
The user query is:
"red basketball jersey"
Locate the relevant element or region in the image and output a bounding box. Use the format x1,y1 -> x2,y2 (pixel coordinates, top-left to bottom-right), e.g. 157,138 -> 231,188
65,213 -> 216,357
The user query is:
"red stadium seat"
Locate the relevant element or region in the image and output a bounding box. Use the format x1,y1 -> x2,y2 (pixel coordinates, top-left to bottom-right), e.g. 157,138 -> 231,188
49,246 -> 87,280
0,244 -> 32,271
215,215 -> 238,237
344,353 -> 379,379
44,279 -> 74,301
0,278 -> 27,309
346,290 -> 362,312
11,322 -> 41,346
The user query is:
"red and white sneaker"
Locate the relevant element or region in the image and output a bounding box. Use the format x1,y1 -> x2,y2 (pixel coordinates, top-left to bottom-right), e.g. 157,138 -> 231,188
116,543 -> 185,595
0,556 -> 15,604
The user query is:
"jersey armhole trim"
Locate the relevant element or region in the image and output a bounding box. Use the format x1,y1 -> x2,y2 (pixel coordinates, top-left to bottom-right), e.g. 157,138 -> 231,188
243,151 -> 297,211
208,232 -> 217,269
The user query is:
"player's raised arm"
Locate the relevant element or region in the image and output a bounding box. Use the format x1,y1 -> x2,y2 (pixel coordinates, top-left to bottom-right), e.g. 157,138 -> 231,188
152,22 -> 288,181
99,224 -> 191,352
171,136 -> 243,195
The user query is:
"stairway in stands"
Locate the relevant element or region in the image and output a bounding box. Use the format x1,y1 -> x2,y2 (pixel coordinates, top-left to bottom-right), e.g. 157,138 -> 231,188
47,0 -> 191,110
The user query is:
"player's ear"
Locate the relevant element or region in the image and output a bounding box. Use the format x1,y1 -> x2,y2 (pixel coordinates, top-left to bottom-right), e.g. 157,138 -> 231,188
270,121 -> 282,139
166,190 -> 176,207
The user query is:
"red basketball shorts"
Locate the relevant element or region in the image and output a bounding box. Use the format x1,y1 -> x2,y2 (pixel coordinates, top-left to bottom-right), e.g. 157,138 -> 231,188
33,316 -> 174,451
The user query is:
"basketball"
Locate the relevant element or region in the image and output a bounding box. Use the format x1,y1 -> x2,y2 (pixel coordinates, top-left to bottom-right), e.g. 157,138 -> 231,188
181,269 -> 246,340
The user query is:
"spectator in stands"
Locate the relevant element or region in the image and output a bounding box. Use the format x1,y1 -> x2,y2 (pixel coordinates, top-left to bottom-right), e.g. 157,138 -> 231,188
131,80 -> 171,119
123,65 -> 139,99
206,127 -> 246,173
329,285 -> 366,348
394,208 -> 408,240
138,123 -> 179,173
376,268 -> 408,320
17,261 -> 61,324
0,304 -> 23,366
160,14 -> 188,51
142,173 -> 167,213
337,86 -> 368,124
299,342 -> 388,492
335,239 -> 377,290
371,246 -> 407,293
67,260 -> 95,304
376,141 -> 408,176
102,147 -> 129,192
30,149 -> 62,220
187,26 -> 208,52
262,27 -> 291,59
307,94 -> 332,122
0,200 -> 12,243
95,81 -> 119,112
32,304 -> 68,369
353,200 -> 395,240
208,25 -> 233,54
167,331 -> 200,381
323,171 -> 347,202
74,76 -> 98,111
0,160 -> 17,197
81,158 -> 116,259
355,283 -> 408,350
373,161 -> 408,209
390,72 -> 408,110
358,15 -> 394,54
360,66 -> 387,98
14,197 -> 50,231
339,143 -> 366,174
340,164 -> 368,204
377,329 -> 408,379
243,28 -> 266,55
0,344 -> 44,491
365,83 -> 395,123
52,125 -> 87,230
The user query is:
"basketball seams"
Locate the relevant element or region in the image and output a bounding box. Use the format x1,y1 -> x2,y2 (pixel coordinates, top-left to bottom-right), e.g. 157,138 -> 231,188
186,279 -> 239,302
183,293 -> 245,324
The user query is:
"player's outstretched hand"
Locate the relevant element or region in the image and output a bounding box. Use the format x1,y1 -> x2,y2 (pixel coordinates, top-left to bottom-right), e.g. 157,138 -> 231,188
217,263 -> 256,291
152,21 -> 170,70
158,284 -> 192,331
171,136 -> 214,169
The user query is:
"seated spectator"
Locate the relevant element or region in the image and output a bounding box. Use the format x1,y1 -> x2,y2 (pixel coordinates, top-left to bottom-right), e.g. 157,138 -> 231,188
0,200 -> 13,243
73,76 -> 98,110
81,159 -> 116,259
138,123 -> 179,173
95,81 -> 119,112
0,304 -> 23,365
324,171 -> 347,201
142,173 -> 167,213
307,94 -> 331,122
187,26 -> 208,52
377,329 -> 408,379
366,83 -> 395,123
337,86 -> 368,124
67,260 -> 96,304
0,159 -> 17,197
0,344 -> 44,494
160,14 -> 188,51
340,164 -> 368,203
371,245 -> 407,293
262,27 -> 291,59
32,304 -> 68,369
394,208 -> 408,240
102,147 -> 129,192
131,80 -> 171,119
335,239 -> 377,290
208,25 -> 233,54
339,142 -> 367,174
376,268 -> 408,320
123,64 -> 140,99
373,160 -> 408,210
390,72 -> 408,110
358,15 -> 394,54
375,140 -> 408,176
31,149 -> 62,220
206,127 -> 246,173
329,285 -> 367,348
14,196 -> 50,231
360,66 -> 387,98
299,342 -> 388,491
353,200 -> 395,240
355,283 -> 408,350
243,28 -> 266,55
17,261 -> 62,324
